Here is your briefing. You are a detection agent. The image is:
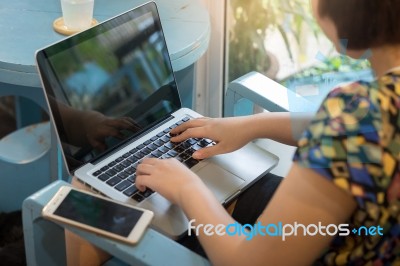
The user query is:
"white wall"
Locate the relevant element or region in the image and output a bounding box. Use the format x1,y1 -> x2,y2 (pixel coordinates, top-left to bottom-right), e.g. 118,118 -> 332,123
195,0 -> 226,117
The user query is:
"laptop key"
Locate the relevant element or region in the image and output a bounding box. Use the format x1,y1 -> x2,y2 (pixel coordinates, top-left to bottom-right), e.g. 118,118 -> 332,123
158,145 -> 170,154
147,144 -> 158,151
186,148 -> 196,156
127,174 -> 136,183
198,140 -> 209,148
108,161 -> 117,167
120,160 -> 131,168
167,150 -> 178,157
150,136 -> 158,142
133,151 -> 145,160
100,166 -> 110,172
151,150 -> 163,158
98,173 -> 110,181
114,164 -> 125,172
143,140 -> 152,146
123,152 -> 131,158
159,135 -> 169,145
181,141 -> 192,149
140,189 -> 153,198
118,172 -> 129,179
106,169 -> 117,177
164,142 -> 175,149
129,148 -> 139,154
160,135 -> 170,143
192,144 -> 202,151
137,144 -> 145,150
132,193 -> 145,202
160,154 -> 172,159
180,152 -> 191,160
106,176 -> 122,186
174,145 -> 185,153
204,138 -> 213,144
115,157 -> 124,162
125,167 -> 135,175
175,156 -> 185,162
141,147 -> 152,155
115,180 -> 131,192
184,158 -> 199,168
93,170 -> 102,177
123,185 -> 139,197
182,117 -> 190,122
153,139 -> 164,147
187,138 -> 197,145
126,156 -> 136,164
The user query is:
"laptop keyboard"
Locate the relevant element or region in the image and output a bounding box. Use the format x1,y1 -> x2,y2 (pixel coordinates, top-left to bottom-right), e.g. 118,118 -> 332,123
91,116 -> 215,202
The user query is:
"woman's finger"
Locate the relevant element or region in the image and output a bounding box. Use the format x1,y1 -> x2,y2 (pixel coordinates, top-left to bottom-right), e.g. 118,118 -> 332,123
171,127 -> 207,142
193,144 -> 222,159
136,162 -> 155,175
170,118 -> 209,135
135,174 -> 151,192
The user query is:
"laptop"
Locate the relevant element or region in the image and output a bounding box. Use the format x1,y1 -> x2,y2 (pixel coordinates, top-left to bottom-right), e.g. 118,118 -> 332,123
36,1 -> 278,238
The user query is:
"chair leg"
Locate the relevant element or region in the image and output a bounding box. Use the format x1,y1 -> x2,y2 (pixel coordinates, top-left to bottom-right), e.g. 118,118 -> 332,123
22,181 -> 69,266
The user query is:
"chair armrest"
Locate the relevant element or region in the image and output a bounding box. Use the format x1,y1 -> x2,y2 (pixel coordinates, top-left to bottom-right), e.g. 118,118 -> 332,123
23,181 -> 210,266
224,71 -> 318,117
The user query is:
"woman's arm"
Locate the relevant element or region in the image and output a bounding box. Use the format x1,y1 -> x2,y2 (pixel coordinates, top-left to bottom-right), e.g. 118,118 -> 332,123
240,112 -> 314,146
136,160 -> 356,265
171,112 -> 314,159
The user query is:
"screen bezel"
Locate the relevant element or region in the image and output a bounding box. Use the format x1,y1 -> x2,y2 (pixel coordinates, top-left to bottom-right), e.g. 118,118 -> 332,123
35,1 -> 182,174
42,186 -> 154,245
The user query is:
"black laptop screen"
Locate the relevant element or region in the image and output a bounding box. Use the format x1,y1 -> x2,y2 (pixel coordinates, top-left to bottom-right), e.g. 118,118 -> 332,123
36,3 -> 181,171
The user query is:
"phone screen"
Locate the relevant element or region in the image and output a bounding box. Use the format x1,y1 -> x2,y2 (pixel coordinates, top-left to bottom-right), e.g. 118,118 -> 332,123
54,190 -> 144,237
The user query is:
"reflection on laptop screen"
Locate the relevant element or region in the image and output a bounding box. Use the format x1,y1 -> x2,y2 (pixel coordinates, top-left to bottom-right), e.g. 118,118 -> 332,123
37,3 -> 181,171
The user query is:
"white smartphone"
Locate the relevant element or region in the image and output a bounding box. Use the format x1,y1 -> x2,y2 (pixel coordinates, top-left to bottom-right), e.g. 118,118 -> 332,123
42,186 -> 154,245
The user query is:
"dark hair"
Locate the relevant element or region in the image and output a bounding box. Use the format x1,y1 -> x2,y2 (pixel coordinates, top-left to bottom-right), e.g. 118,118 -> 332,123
318,0 -> 400,50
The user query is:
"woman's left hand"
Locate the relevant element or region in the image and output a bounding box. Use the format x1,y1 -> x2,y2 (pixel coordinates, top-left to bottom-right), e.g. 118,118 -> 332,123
136,158 -> 203,205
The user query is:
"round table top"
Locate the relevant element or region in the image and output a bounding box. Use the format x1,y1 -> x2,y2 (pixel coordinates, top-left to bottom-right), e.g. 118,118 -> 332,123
0,0 -> 210,87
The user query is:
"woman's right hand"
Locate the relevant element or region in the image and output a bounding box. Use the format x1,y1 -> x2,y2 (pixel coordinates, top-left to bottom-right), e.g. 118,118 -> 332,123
170,116 -> 253,159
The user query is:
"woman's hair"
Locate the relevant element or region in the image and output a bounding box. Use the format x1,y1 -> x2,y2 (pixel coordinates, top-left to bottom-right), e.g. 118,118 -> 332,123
318,0 -> 400,49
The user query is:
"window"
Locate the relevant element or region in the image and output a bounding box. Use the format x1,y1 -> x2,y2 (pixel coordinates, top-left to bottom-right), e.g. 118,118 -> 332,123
225,0 -> 372,108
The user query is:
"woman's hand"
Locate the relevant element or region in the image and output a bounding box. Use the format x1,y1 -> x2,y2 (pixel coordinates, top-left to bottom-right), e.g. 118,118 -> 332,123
136,158 -> 204,205
170,117 -> 253,159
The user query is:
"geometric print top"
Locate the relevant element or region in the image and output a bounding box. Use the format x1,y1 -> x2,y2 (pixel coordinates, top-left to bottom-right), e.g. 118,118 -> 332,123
293,70 -> 400,265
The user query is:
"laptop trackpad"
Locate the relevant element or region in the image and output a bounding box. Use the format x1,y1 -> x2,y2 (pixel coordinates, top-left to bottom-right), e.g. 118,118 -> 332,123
196,163 -> 245,202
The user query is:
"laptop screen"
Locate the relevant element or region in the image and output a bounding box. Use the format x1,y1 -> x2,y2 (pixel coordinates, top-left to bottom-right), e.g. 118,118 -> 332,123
36,2 -> 181,171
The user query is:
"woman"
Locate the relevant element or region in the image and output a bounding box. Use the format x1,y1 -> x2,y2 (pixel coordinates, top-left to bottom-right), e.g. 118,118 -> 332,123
135,0 -> 400,265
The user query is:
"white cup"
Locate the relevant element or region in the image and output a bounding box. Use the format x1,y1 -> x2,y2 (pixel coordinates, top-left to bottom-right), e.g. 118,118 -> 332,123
61,0 -> 94,30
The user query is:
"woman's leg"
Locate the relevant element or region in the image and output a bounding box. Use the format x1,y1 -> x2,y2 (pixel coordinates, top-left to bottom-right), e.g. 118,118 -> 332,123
179,173 -> 283,257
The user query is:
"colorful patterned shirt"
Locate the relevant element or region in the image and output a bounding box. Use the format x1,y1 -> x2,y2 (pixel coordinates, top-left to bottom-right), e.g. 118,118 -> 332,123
293,71 -> 400,265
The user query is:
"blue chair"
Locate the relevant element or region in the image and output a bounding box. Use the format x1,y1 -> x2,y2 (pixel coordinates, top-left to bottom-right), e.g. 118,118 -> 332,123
0,84 -> 57,212
0,121 -> 52,212
225,68 -> 375,116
